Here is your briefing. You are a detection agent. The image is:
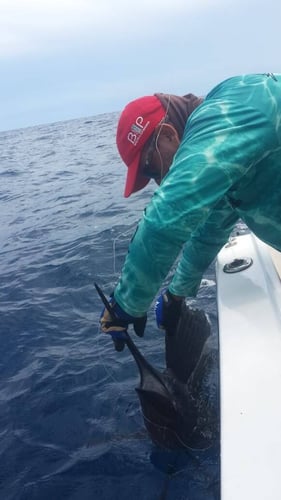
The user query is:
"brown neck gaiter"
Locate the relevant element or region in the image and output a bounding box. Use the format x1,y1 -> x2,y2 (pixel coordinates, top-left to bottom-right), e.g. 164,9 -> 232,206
155,93 -> 203,140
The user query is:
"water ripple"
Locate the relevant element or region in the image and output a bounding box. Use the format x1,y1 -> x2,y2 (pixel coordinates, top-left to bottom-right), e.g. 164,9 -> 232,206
0,113 -> 219,500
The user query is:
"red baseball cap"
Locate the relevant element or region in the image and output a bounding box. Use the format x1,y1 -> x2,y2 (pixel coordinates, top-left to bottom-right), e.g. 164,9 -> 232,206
116,95 -> 166,197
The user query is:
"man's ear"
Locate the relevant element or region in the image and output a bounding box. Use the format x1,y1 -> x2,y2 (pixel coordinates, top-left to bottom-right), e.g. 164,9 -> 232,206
156,123 -> 180,145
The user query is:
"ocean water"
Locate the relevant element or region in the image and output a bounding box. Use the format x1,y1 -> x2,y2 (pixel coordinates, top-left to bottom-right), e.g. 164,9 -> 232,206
0,113 -> 220,500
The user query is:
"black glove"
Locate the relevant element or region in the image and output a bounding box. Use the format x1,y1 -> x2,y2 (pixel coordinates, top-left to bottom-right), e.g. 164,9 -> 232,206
155,289 -> 184,336
100,296 -> 147,351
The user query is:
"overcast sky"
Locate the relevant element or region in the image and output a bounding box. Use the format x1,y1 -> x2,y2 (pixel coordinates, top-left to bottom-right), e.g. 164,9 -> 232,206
1,0 -> 280,132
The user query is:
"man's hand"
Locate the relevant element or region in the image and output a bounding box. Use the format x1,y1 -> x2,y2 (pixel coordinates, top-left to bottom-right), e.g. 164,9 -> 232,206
100,296 -> 147,351
155,289 -> 184,336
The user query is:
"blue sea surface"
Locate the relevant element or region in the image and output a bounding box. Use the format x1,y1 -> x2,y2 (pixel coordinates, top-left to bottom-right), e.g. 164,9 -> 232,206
0,114 -> 220,500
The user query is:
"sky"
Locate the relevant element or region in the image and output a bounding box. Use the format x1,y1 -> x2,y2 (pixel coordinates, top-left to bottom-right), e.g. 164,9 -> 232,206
1,0 -> 280,132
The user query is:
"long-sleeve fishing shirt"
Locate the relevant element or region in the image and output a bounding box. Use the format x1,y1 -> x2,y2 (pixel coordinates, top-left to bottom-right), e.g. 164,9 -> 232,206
114,73 -> 281,317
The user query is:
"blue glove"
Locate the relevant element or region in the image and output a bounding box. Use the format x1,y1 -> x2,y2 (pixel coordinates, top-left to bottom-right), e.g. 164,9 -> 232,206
155,289 -> 184,337
100,296 -> 147,351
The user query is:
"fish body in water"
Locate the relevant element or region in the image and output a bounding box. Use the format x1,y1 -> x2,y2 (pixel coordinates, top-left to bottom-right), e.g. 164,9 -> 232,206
125,302 -> 213,450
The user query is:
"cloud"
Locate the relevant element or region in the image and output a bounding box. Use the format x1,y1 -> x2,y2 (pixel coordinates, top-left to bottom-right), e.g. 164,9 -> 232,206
0,0 -> 224,58
2,0 -> 279,131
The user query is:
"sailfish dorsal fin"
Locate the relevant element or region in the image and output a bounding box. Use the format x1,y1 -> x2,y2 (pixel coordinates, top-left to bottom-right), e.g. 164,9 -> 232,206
165,303 -> 211,384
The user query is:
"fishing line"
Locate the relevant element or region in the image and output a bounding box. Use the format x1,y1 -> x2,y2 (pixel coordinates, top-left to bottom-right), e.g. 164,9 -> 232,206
112,224 -> 138,275
95,95 -> 185,456
95,223 -> 141,404
94,322 -> 123,386
156,446 -> 208,500
155,94 -> 171,183
157,452 -> 190,500
141,411 -> 210,453
111,95 -> 172,275
142,404 -> 213,500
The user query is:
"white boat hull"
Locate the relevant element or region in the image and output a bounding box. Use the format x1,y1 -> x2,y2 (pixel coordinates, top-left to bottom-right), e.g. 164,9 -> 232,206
216,233 -> 281,500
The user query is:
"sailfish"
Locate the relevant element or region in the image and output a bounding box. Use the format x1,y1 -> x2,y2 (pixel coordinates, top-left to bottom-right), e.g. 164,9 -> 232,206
95,284 -> 214,450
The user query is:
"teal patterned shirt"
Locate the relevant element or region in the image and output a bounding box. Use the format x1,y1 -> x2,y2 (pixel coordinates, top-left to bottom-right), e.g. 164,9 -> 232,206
115,74 -> 281,316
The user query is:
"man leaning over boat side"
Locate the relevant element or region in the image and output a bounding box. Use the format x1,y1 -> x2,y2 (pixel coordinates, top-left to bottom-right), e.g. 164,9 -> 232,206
100,73 -> 281,349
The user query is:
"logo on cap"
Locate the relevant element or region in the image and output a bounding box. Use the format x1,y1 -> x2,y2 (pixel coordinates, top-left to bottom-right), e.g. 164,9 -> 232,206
127,116 -> 150,146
